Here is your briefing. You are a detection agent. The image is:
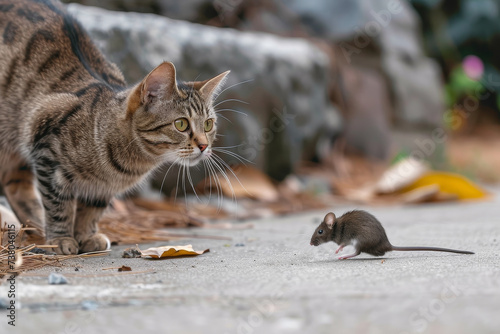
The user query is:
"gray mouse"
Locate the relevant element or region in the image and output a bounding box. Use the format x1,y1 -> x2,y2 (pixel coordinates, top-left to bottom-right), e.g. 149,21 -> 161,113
310,210 -> 474,259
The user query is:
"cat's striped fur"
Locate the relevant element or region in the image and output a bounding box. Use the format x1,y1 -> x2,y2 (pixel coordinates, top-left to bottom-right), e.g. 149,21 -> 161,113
0,0 -> 228,254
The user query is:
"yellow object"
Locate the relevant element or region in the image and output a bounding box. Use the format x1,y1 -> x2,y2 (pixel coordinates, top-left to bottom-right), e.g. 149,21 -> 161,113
140,244 -> 209,259
400,172 -> 488,200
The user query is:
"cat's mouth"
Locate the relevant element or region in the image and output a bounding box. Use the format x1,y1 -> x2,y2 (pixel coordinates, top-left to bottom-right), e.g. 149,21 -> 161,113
182,150 -> 209,167
187,155 -> 204,166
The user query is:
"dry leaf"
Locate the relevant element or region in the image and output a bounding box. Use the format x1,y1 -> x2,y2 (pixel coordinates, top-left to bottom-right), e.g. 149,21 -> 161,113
400,172 -> 489,200
140,245 -> 209,259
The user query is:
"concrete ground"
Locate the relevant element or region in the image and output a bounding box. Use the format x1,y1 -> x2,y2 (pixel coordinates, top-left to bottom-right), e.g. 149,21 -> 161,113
1,190 -> 500,334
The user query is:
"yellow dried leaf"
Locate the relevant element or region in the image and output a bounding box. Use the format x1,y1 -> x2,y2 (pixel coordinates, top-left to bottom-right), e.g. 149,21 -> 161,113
140,245 -> 209,259
401,172 -> 489,200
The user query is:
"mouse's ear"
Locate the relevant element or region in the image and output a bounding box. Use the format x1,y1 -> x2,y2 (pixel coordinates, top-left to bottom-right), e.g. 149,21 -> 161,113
324,213 -> 336,229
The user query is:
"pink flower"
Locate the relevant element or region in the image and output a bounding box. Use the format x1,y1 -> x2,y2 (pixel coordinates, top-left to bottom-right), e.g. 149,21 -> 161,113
462,55 -> 484,80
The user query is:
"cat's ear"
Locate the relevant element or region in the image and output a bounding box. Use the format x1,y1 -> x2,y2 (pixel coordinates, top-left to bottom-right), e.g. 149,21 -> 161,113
324,213 -> 336,229
127,62 -> 182,118
194,70 -> 230,102
141,62 -> 181,103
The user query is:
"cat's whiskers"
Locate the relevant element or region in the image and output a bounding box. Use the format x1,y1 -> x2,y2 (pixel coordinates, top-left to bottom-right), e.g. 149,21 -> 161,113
208,154 -> 237,203
210,153 -> 249,198
211,147 -> 253,165
212,79 -> 253,101
204,156 -> 223,210
180,158 -> 188,207
201,159 -> 212,203
212,98 -> 249,109
159,157 -> 181,194
186,163 -> 200,201
174,158 -> 183,203
216,114 -> 233,124
215,108 -> 247,117
212,144 -> 245,149
204,159 -> 217,205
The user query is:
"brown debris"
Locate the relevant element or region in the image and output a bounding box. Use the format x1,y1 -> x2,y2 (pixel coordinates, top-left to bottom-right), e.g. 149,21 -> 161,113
122,246 -> 142,258
102,265 -> 132,272
0,238 -> 109,278
99,199 -> 218,245
118,265 -> 132,272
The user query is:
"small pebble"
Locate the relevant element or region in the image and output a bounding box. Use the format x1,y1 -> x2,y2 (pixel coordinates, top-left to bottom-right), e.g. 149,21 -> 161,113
81,300 -> 98,311
48,273 -> 68,285
235,243 -> 245,247
0,298 -> 9,308
31,248 -> 56,255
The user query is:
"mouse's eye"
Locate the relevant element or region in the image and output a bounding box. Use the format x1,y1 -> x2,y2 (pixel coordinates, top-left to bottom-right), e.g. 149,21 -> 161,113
318,229 -> 323,235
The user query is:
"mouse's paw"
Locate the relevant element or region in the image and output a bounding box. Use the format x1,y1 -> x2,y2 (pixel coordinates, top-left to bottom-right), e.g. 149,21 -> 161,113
335,244 -> 345,254
338,252 -> 360,260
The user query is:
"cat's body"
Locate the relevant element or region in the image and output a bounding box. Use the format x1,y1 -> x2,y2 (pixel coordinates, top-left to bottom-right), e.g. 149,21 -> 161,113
0,0 -> 228,254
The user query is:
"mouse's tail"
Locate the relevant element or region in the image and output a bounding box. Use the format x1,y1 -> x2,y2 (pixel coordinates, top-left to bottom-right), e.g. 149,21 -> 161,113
391,246 -> 474,255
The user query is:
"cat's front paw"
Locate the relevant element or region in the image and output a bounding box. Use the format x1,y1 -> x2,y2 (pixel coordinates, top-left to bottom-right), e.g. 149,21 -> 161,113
47,237 -> 79,255
79,233 -> 110,254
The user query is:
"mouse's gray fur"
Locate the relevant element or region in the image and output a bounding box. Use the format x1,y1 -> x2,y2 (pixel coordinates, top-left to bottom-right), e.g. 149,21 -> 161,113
310,210 -> 474,259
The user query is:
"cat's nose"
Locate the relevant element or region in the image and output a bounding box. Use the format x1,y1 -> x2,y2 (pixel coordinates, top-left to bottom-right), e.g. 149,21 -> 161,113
198,144 -> 208,152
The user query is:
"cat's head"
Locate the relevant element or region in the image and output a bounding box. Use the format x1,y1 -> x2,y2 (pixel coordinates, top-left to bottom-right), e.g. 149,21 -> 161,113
126,62 -> 229,166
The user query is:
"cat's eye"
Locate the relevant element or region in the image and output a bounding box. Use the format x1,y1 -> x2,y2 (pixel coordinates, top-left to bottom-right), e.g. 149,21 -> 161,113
204,119 -> 214,132
174,118 -> 189,132
318,229 -> 323,235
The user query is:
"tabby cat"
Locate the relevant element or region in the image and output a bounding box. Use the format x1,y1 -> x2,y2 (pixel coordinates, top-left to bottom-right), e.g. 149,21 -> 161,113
0,0 -> 229,254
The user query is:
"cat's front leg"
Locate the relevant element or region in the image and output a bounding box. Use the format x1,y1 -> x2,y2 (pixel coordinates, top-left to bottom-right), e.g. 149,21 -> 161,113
35,160 -> 79,254
40,192 -> 78,255
74,198 -> 111,253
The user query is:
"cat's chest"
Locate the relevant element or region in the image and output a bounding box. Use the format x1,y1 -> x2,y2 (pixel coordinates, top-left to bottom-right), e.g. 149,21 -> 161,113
54,166 -> 149,198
